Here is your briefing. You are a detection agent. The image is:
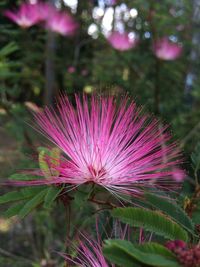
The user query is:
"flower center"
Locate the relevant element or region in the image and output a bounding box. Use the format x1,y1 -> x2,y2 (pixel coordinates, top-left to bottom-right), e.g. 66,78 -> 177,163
87,165 -> 107,182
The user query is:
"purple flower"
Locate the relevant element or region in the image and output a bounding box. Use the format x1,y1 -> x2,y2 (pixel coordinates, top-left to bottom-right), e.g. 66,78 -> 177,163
63,234 -> 109,267
67,66 -> 76,73
4,3 -> 42,28
107,31 -> 138,51
33,2 -> 56,22
10,95 -> 184,198
45,9 -> 78,36
62,222 -> 129,266
153,37 -> 182,60
5,2 -> 78,36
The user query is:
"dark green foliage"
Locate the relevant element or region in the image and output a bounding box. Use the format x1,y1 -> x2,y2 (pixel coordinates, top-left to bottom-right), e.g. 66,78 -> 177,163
191,142 -> 200,179
137,242 -> 177,258
0,187 -> 46,204
192,208 -> 200,224
18,188 -> 48,218
145,193 -> 194,234
103,239 -> 181,267
0,42 -> 18,58
43,186 -> 63,210
9,173 -> 38,181
0,186 -> 62,218
4,201 -> 26,218
112,207 -> 188,241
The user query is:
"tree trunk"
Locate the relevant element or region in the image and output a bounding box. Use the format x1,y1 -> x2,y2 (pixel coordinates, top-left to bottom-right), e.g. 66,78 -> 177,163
185,0 -> 200,104
44,0 -> 57,105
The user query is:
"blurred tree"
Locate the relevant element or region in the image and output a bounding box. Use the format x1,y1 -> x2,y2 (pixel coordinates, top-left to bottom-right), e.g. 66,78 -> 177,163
185,0 -> 200,105
0,0 -> 199,151
45,0 -> 57,105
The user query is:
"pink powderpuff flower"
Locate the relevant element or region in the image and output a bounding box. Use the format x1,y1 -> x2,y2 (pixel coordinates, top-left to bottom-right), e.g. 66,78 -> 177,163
9,95 -> 184,198
4,2 -> 78,35
4,3 -> 42,28
153,37 -> 182,60
62,235 -> 109,267
61,220 -> 128,267
67,66 -> 76,73
45,9 -> 78,36
107,31 -> 138,51
33,2 -> 56,22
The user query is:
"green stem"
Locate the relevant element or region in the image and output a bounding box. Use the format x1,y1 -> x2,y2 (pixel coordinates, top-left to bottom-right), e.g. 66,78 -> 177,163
154,58 -> 160,115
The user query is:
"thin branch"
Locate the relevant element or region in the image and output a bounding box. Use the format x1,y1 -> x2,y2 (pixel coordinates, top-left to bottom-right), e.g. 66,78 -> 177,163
88,197 -> 118,208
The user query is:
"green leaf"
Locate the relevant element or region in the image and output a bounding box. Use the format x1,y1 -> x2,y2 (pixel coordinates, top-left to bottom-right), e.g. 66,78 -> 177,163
43,186 -> 62,209
136,243 -> 176,259
50,147 -> 61,165
112,207 -> 188,241
0,187 -> 45,204
19,189 -> 48,218
38,150 -> 51,178
9,173 -> 37,181
103,240 -> 142,267
73,184 -> 94,208
31,264 -> 41,267
192,208 -> 200,224
50,147 -> 61,176
74,190 -> 89,206
103,239 -> 181,267
191,142 -> 200,172
145,193 -> 194,234
0,191 -> 25,204
37,147 -> 50,154
4,202 -> 26,218
0,42 -> 18,58
20,187 -> 46,197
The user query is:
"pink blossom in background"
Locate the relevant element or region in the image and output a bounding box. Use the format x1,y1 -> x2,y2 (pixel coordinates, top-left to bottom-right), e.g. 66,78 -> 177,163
45,9 -> 78,36
81,69 -> 89,76
9,95 -> 185,198
110,0 -> 117,4
107,31 -> 138,51
34,2 -> 56,22
153,37 -> 182,60
4,2 -> 78,36
172,168 -> 185,182
67,66 -> 76,73
4,3 -> 42,28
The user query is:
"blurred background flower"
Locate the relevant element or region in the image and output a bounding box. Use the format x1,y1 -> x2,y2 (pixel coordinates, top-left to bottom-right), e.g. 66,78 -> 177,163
153,37 -> 182,60
107,31 -> 138,50
45,9 -> 78,36
4,2 -> 42,28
